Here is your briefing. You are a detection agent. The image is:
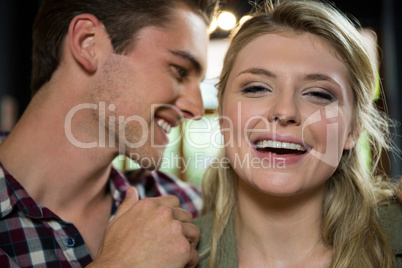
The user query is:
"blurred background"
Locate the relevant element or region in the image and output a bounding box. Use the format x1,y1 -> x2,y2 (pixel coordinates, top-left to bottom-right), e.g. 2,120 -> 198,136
0,0 -> 401,186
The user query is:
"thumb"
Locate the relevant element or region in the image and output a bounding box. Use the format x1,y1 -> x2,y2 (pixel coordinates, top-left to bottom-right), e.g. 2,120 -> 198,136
114,187 -> 139,220
126,186 -> 139,202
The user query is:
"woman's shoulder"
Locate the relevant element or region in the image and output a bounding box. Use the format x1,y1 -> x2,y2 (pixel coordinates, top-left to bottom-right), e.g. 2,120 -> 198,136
193,213 -> 214,252
193,213 -> 214,268
194,213 -> 214,228
193,213 -> 239,268
378,202 -> 402,265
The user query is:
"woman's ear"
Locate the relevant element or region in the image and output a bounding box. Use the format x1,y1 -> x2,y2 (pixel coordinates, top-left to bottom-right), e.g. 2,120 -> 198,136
344,133 -> 356,150
68,14 -> 105,73
344,125 -> 362,150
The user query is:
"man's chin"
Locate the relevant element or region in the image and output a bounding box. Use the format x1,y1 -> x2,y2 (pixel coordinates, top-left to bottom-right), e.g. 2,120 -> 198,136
130,154 -> 163,170
139,159 -> 160,171
124,147 -> 165,170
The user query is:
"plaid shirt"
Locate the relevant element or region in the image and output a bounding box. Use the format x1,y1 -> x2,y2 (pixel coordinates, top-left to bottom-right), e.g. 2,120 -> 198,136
0,136 -> 202,267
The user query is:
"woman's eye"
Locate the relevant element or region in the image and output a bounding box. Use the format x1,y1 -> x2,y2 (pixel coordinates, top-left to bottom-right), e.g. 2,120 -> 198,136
241,85 -> 269,94
306,91 -> 334,101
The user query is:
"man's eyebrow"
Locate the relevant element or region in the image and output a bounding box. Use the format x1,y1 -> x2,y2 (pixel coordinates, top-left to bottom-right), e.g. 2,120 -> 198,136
304,73 -> 342,88
170,50 -> 202,75
238,68 -> 277,78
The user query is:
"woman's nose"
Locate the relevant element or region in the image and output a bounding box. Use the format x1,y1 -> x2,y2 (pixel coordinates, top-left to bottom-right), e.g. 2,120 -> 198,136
268,93 -> 301,126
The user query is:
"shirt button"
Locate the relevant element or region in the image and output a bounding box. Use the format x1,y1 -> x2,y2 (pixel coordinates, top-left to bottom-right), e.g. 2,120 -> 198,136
65,237 -> 76,247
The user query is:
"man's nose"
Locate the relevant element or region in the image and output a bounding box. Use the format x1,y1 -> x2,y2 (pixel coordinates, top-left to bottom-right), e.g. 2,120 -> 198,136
175,82 -> 204,120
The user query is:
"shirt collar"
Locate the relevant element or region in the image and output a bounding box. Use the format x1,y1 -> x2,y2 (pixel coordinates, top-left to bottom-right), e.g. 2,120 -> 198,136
0,163 -> 130,219
0,163 -> 48,219
0,166 -> 13,218
109,167 -> 130,206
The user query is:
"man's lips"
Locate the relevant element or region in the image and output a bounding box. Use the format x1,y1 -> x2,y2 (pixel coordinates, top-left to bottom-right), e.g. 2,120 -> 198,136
156,118 -> 172,134
155,116 -> 181,135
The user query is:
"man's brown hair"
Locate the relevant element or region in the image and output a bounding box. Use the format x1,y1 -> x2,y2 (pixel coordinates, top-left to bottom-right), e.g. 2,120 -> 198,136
31,0 -> 219,94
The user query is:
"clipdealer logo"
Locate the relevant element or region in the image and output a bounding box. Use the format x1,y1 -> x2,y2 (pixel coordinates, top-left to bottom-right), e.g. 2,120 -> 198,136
64,101 -> 341,167
65,102 -> 147,149
302,101 -> 339,167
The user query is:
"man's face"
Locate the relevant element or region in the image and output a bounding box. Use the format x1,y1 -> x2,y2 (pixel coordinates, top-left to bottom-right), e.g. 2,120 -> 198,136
91,6 -> 208,169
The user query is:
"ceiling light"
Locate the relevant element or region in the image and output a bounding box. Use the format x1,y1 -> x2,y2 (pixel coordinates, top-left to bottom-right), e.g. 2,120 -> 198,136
239,15 -> 252,26
217,11 -> 236,31
208,17 -> 218,33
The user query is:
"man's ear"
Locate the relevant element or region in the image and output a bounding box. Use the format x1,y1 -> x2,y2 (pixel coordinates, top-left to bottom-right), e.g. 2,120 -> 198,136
68,14 -> 104,73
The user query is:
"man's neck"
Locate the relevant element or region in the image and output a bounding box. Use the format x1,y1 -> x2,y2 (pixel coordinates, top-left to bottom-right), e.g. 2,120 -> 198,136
0,84 -> 118,216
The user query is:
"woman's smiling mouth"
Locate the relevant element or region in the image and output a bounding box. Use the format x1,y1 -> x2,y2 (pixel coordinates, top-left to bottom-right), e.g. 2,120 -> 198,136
254,139 -> 307,155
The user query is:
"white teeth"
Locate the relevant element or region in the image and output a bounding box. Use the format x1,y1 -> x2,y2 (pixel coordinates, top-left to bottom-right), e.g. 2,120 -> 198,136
275,141 -> 282,148
255,140 -> 306,151
282,142 -> 289,149
267,140 -> 273,147
156,119 -> 172,134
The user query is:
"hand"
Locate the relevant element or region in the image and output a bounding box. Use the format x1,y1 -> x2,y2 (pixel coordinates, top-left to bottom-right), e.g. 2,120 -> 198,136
89,187 -> 200,268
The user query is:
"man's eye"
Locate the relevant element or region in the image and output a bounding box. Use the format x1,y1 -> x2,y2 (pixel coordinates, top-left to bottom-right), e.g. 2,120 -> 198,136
241,85 -> 269,94
174,66 -> 188,80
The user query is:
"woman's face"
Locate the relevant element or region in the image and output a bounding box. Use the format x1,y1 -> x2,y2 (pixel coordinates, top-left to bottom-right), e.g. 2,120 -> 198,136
221,32 -> 356,197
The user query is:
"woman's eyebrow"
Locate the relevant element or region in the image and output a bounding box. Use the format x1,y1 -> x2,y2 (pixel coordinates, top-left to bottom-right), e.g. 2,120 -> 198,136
237,69 -> 343,89
238,67 -> 277,78
303,73 -> 342,88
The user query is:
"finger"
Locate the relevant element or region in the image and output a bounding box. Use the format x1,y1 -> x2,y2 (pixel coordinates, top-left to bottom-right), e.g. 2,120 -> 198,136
171,207 -> 192,223
153,195 -> 181,208
185,244 -> 200,268
113,187 -> 139,220
181,222 -> 200,246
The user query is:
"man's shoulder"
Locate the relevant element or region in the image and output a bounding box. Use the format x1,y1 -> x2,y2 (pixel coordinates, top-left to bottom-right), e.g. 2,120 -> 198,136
125,169 -> 203,217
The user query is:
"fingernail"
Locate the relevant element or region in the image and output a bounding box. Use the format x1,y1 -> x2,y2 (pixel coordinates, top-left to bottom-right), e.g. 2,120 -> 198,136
125,187 -> 134,197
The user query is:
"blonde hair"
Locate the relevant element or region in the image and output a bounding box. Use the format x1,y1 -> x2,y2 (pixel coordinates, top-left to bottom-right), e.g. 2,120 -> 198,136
201,0 -> 398,267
